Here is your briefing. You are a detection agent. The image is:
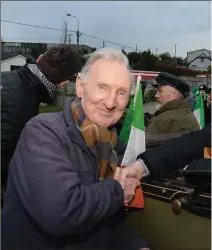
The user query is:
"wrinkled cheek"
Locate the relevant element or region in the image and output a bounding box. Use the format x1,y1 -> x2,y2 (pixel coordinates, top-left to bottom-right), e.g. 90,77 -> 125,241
90,91 -> 105,104
114,108 -> 125,122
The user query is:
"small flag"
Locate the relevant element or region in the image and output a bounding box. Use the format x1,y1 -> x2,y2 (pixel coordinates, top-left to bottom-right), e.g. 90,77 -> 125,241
120,75 -> 146,208
120,75 -> 146,166
193,94 -> 205,128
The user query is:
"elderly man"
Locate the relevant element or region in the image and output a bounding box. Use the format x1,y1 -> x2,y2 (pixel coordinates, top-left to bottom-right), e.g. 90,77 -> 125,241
2,48 -> 149,250
145,72 -> 200,134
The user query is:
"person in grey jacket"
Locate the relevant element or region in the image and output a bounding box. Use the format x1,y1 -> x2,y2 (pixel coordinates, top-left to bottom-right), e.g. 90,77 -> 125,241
2,48 -> 149,250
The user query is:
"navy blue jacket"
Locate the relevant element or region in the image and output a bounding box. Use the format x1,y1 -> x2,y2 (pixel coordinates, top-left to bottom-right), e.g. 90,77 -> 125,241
2,98 -> 143,250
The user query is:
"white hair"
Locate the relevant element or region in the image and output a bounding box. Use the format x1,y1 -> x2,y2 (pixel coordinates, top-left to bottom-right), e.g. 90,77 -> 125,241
80,48 -> 136,95
171,88 -> 183,99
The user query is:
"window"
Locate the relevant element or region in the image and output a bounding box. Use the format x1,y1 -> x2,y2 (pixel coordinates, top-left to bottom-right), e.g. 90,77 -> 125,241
201,58 -> 204,62
191,65 -> 197,68
10,65 -> 21,71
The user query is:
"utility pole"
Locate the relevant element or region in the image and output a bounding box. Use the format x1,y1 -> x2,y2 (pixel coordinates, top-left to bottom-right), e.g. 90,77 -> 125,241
156,48 -> 158,57
67,13 -> 80,45
103,41 -> 105,48
136,45 -> 138,53
76,30 -> 80,45
61,19 -> 69,106
174,45 -> 177,64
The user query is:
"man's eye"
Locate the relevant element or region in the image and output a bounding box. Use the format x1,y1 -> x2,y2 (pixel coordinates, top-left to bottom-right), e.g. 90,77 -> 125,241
99,85 -> 106,90
119,91 -> 126,96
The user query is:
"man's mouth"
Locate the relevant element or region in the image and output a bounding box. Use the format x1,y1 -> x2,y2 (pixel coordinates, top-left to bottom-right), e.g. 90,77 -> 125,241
97,107 -> 114,115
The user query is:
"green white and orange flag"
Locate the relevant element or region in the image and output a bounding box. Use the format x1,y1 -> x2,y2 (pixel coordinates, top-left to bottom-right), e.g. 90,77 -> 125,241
120,75 -> 146,166
193,94 -> 205,129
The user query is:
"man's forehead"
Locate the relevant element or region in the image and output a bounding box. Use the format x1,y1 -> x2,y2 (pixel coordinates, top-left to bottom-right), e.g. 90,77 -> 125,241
92,59 -> 129,74
87,60 -> 132,84
158,85 -> 175,91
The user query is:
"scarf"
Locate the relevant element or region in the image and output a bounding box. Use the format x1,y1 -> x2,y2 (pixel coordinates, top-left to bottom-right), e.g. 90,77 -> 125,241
28,64 -> 56,98
71,98 -> 118,180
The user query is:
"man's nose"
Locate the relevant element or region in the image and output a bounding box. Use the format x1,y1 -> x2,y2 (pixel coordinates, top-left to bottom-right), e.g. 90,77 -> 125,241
104,92 -> 117,110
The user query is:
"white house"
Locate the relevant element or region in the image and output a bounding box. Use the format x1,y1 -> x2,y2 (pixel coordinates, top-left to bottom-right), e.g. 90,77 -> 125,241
187,49 -> 211,71
1,53 -> 35,72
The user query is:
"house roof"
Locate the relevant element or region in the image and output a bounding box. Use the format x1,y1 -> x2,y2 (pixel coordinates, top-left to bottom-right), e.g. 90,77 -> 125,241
1,52 -> 35,62
187,48 -> 211,54
188,55 -> 211,65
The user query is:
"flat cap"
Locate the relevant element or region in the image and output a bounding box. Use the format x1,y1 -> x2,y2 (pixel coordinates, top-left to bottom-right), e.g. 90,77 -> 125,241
199,84 -> 208,92
152,72 -> 190,97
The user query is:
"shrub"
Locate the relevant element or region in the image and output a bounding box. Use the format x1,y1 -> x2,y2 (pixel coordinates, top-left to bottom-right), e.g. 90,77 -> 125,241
143,89 -> 157,103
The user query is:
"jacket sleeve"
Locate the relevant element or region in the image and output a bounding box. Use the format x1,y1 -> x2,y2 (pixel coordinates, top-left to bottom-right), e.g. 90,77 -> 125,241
137,124 -> 211,177
10,116 -> 124,236
1,73 -> 34,155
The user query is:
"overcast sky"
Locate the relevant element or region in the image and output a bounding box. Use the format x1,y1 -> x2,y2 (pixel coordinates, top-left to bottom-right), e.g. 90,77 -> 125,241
1,1 -> 211,58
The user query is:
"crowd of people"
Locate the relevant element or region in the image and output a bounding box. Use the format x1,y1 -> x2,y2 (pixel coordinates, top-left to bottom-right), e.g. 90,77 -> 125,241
1,45 -> 211,250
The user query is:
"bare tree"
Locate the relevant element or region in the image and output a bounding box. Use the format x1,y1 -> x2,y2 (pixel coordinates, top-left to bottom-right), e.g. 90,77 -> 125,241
60,20 -> 72,44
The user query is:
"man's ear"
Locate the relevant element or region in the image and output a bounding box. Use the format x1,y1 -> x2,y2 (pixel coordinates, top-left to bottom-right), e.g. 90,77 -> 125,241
58,80 -> 69,87
76,76 -> 84,98
36,54 -> 43,63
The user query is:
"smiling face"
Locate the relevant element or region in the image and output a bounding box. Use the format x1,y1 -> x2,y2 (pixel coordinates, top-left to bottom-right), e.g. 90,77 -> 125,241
76,59 -> 132,128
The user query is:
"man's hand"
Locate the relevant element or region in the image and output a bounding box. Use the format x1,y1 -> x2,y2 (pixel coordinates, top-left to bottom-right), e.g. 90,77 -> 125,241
114,163 -> 147,189
113,167 -> 141,205
122,161 -> 147,180
124,178 -> 140,206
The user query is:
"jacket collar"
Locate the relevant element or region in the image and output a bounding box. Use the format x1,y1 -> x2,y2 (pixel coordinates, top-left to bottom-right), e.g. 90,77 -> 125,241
17,64 -> 51,103
28,64 -> 56,99
155,98 -> 189,116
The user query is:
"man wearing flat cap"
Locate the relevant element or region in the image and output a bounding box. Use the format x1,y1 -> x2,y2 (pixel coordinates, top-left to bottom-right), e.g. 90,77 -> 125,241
199,84 -> 208,98
146,72 -> 200,134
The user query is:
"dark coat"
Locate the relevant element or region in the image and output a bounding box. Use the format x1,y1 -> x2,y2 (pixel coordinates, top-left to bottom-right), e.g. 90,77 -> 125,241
2,98 -> 143,250
146,98 -> 200,134
1,65 -> 52,188
204,100 -> 211,125
138,123 -> 211,177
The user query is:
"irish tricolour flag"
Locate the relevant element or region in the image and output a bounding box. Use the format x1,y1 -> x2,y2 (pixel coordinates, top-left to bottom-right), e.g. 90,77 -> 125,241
193,94 -> 205,129
120,75 -> 146,166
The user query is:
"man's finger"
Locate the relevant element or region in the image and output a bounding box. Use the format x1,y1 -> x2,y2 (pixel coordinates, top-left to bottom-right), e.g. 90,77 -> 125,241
118,168 -> 127,190
136,179 -> 140,187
